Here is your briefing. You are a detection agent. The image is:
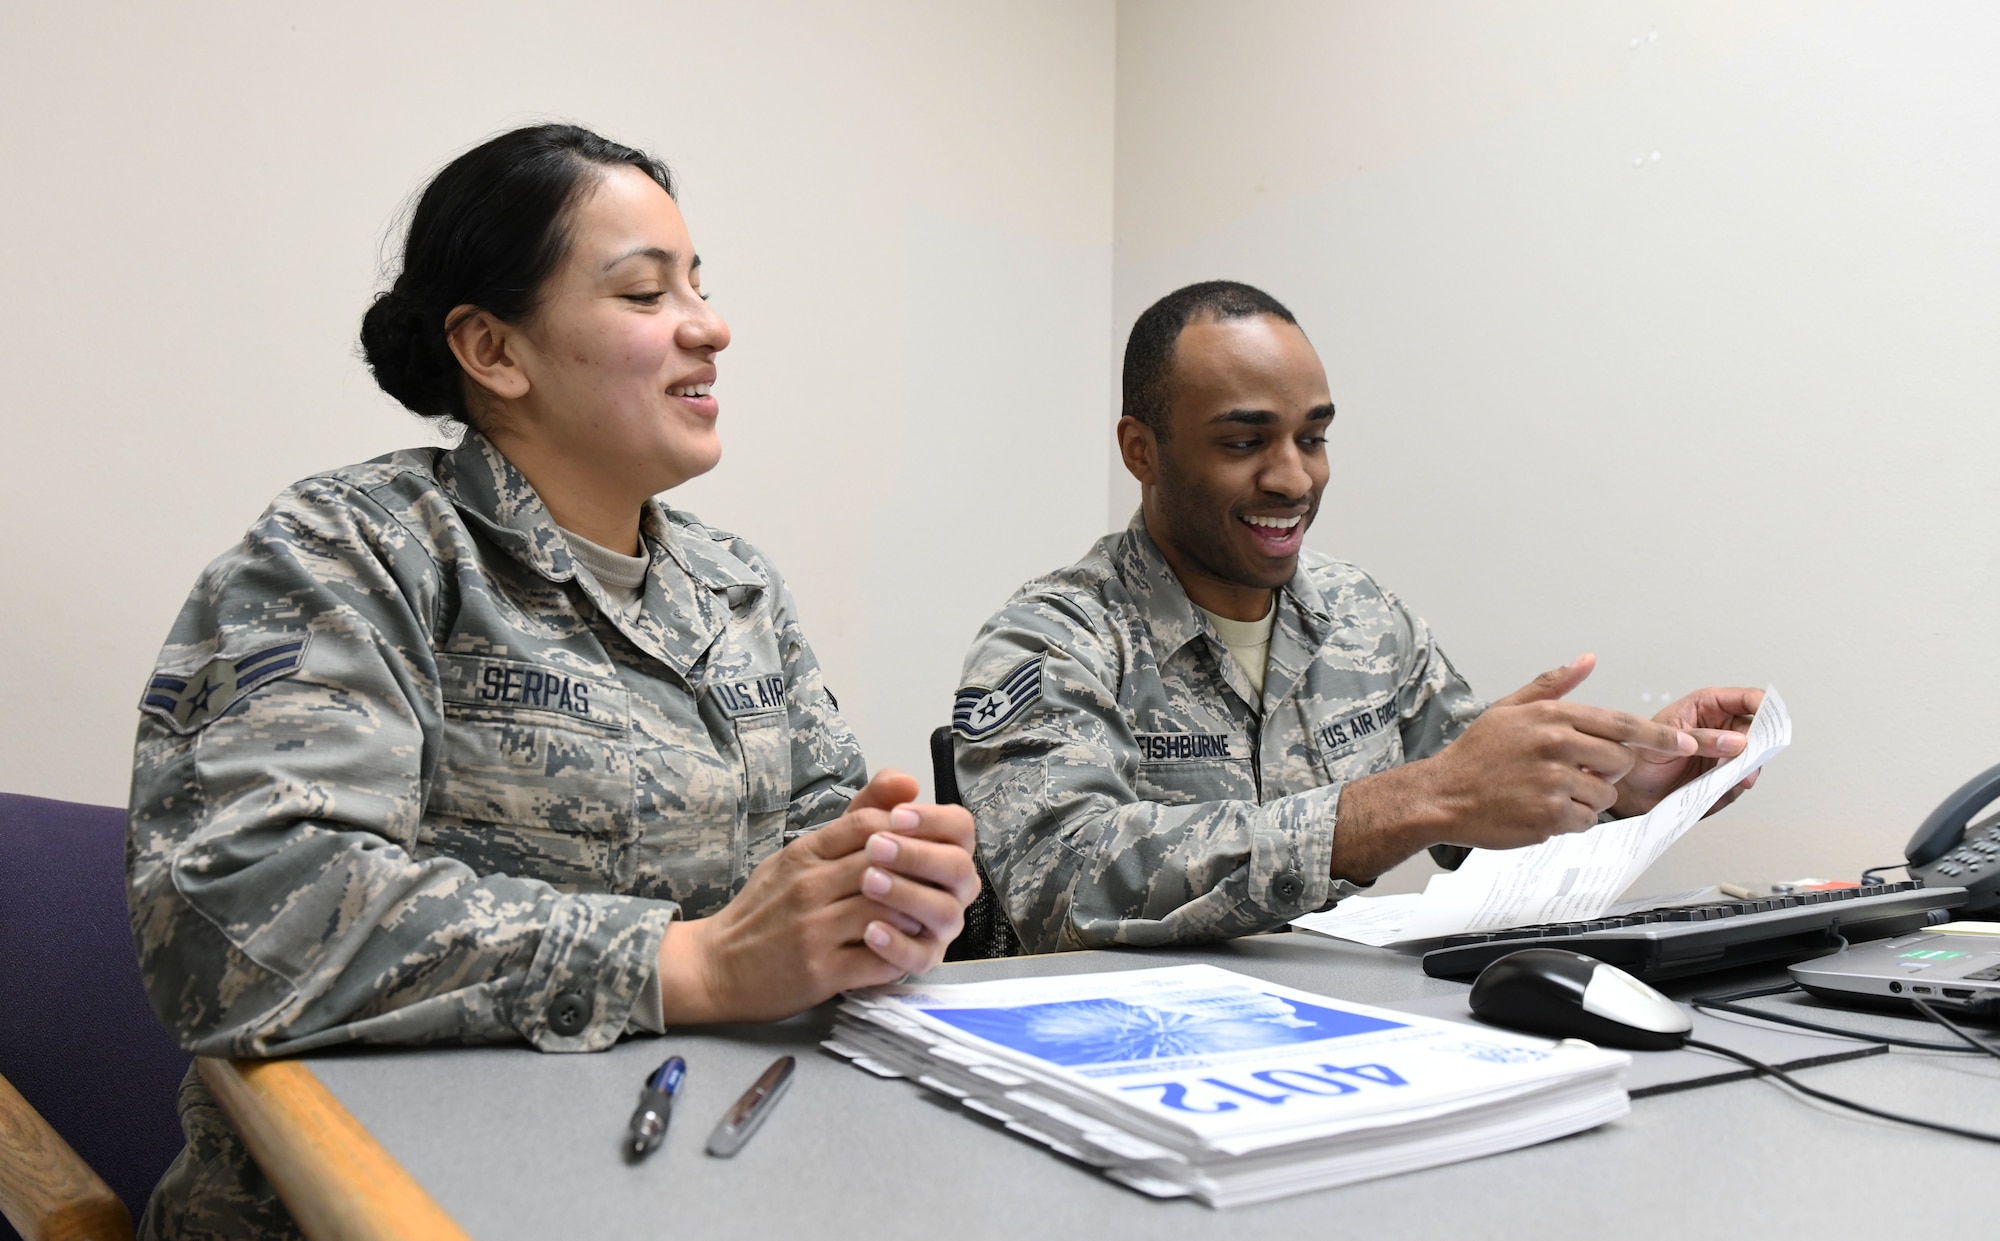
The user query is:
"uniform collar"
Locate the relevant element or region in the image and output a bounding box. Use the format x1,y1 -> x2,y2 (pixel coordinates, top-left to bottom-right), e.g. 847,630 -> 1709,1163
1114,512 -> 1207,662
1114,509 -> 1333,707
655,510 -> 765,594
438,430 -> 766,677
437,429 -> 580,582
622,507 -> 769,677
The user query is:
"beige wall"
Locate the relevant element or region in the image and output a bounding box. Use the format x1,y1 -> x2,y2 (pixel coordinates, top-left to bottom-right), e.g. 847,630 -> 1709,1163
0,0 -> 1115,803
6,1 -> 1994,901
1114,0 -> 2000,892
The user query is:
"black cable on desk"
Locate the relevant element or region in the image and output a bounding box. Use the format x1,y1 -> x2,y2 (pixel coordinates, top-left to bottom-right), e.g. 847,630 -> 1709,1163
1688,981 -> 1977,1053
1909,997 -> 2000,1063
1682,1038 -> 2000,1145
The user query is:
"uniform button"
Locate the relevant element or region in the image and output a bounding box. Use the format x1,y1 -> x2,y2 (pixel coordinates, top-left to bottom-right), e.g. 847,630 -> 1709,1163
1272,872 -> 1305,903
548,989 -> 591,1036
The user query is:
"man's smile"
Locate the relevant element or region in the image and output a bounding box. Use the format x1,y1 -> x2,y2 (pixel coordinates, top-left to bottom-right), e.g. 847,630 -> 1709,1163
1239,511 -> 1309,557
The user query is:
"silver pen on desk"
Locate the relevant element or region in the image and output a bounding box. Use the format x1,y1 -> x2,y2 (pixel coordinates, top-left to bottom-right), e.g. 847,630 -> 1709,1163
705,1055 -> 795,1157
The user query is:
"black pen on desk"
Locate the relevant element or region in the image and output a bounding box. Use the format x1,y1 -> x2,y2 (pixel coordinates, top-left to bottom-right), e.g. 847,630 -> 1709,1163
628,1055 -> 686,1159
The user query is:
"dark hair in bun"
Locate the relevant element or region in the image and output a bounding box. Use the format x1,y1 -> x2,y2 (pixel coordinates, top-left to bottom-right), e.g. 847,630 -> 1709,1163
360,124 -> 674,422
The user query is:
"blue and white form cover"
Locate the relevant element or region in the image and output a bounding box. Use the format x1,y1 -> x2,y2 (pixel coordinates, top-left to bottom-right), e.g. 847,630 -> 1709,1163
826,964 -> 1630,1206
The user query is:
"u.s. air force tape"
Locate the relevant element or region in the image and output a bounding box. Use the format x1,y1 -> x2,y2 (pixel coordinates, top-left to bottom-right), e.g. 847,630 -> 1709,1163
1313,697 -> 1397,757
139,636 -> 312,733
952,655 -> 1044,740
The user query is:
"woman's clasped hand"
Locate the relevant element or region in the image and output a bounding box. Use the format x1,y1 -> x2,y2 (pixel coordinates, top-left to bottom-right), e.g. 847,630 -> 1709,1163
658,769 -> 978,1023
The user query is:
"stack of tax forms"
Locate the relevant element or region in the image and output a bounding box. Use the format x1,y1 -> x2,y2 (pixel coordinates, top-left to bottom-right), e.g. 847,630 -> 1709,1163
826,963 -> 1629,1207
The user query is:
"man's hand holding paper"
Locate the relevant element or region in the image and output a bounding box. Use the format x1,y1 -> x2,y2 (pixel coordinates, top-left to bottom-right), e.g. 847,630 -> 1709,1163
1611,682 -> 1767,819
1299,687 -> 1793,946
1328,654 -> 1763,885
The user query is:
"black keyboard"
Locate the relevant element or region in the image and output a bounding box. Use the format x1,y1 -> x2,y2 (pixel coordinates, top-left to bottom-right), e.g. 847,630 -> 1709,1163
1420,881 -> 1968,983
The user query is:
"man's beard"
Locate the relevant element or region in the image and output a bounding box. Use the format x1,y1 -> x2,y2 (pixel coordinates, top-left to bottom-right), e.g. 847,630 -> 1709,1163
1154,462 -> 1303,591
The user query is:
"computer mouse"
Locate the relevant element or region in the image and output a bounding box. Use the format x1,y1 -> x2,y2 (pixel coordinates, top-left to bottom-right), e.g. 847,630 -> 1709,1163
1468,948 -> 1693,1051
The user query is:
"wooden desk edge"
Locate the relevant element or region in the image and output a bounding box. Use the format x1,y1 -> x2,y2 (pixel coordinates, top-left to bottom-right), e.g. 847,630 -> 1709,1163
197,1058 -> 472,1241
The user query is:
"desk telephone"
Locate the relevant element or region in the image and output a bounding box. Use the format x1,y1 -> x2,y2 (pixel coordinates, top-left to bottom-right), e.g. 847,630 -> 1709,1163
1905,760 -> 2000,914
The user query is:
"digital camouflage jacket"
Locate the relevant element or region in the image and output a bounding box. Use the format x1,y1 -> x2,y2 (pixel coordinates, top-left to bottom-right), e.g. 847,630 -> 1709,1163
952,515 -> 1483,954
129,432 -> 864,1237
130,429 -> 863,1057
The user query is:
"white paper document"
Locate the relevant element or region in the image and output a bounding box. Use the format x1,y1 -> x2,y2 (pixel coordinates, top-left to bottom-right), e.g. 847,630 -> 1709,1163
1293,687 -> 1790,948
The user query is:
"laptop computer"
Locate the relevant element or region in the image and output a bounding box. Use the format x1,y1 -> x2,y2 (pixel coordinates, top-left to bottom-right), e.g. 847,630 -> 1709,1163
1789,923 -> 2000,1015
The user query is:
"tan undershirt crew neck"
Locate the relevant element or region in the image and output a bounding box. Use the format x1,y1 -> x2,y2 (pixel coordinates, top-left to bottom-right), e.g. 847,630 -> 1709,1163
561,526 -> 650,622
1197,598 -> 1277,701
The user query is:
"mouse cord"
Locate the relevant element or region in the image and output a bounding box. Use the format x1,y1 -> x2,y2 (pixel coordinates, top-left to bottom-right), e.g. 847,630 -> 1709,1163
1681,1038 -> 2000,1145
1688,982 -> 1977,1053
1908,997 -> 2000,1064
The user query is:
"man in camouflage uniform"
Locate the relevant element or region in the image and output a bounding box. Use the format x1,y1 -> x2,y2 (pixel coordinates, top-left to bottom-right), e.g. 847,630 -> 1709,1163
130,430 -> 869,1236
953,281 -> 1761,955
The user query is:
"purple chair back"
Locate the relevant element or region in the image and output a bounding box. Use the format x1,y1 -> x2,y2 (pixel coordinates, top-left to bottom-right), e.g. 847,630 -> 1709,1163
0,792 -> 190,1237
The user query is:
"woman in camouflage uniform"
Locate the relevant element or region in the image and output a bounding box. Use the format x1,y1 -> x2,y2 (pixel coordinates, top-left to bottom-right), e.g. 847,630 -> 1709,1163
127,124 -> 977,1238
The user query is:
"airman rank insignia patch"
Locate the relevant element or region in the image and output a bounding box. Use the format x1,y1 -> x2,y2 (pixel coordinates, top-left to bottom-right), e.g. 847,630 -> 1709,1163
952,655 -> 1044,740
140,636 -> 312,733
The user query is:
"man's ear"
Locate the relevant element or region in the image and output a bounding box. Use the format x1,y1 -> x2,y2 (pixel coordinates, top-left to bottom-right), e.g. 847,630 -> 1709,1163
1117,415 -> 1160,487
445,306 -> 532,403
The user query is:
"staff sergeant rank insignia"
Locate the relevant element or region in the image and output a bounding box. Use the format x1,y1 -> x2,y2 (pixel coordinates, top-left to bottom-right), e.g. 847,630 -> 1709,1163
953,654 -> 1045,740
140,637 -> 312,733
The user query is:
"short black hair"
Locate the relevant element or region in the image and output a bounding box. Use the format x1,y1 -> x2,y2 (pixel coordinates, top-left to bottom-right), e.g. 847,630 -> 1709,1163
359,124 -> 675,423
1121,281 -> 1299,437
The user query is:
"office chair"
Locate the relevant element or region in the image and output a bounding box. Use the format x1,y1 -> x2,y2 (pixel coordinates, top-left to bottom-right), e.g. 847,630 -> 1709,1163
931,729 -> 1022,961
0,794 -> 192,1241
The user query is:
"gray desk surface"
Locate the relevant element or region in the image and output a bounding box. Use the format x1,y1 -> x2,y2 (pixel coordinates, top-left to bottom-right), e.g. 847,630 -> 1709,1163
307,934 -> 2000,1241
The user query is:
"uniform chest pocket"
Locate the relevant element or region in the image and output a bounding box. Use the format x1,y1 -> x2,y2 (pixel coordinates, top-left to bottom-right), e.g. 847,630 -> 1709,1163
1133,731 -> 1255,805
733,709 -> 793,865
430,654 -> 636,837
1309,695 -> 1403,783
